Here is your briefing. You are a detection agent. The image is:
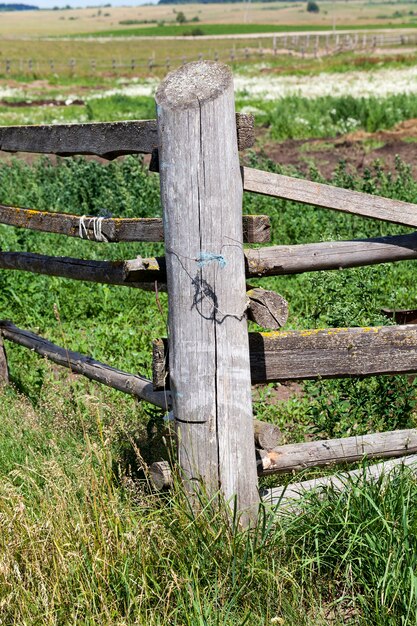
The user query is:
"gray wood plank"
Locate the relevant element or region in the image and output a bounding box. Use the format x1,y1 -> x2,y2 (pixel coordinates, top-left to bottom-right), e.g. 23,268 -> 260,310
257,429 -> 417,475
0,251 -> 163,286
0,321 -> 169,409
0,120 -> 158,159
0,204 -> 270,244
245,231 -> 417,277
0,113 -> 253,158
249,325 -> 417,382
243,166 -> 417,228
156,61 -> 259,526
153,325 -> 417,387
123,230 -> 417,283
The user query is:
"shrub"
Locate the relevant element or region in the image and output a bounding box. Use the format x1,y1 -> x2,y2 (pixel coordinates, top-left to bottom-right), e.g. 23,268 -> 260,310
176,10 -> 186,24
307,1 -> 320,12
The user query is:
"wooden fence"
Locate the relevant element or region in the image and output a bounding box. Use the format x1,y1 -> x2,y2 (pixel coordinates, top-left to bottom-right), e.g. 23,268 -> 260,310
2,60 -> 417,525
2,31 -> 416,77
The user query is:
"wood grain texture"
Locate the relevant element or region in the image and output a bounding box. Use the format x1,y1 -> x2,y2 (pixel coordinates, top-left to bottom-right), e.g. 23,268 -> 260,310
262,455 -> 417,509
257,428 -> 417,474
153,324 -> 417,387
156,61 -> 259,525
0,254 -> 298,314
253,420 -> 282,450
120,230 -> 417,282
0,113 -> 253,159
246,288 -> 288,329
245,231 -> 417,277
243,166 -> 417,228
0,204 -> 270,244
248,325 -> 417,383
0,120 -> 158,159
0,205 -> 164,242
149,461 -> 173,490
0,321 -> 170,409
0,335 -> 9,385
235,113 -> 255,150
116,230 -> 417,284
0,250 -> 164,287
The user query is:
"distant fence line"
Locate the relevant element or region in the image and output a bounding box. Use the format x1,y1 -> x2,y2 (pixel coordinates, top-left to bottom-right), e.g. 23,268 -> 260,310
1,31 -> 416,76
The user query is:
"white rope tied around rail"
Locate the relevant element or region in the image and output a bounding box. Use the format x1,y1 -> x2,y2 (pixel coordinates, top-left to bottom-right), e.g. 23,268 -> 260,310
78,216 -> 109,243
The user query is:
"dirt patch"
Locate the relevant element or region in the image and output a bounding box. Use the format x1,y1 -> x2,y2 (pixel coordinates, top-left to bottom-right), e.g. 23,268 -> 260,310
262,118 -> 417,178
253,381 -> 303,404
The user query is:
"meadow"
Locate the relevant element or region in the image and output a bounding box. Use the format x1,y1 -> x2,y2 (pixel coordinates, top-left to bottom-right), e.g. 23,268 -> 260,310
3,1 -> 417,37
3,6 -> 417,624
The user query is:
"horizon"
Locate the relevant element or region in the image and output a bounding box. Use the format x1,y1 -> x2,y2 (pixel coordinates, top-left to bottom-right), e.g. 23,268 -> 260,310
1,0 -> 159,8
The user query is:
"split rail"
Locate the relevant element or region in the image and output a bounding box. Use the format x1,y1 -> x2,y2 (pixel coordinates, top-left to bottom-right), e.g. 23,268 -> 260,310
2,61 -> 417,525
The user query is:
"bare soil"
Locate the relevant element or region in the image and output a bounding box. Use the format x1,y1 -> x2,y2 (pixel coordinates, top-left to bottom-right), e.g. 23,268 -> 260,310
261,117 -> 417,179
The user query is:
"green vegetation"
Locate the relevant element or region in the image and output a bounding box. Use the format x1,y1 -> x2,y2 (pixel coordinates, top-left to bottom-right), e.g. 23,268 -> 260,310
79,21 -> 417,38
238,92 -> 417,140
1,149 -> 417,622
2,382 -> 417,625
3,55 -> 417,619
306,0 -> 319,12
4,91 -> 417,140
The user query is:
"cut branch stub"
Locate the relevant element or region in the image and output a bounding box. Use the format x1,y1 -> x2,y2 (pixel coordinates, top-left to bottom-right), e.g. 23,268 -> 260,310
150,461 -> 173,490
246,287 -> 288,330
253,419 -> 282,449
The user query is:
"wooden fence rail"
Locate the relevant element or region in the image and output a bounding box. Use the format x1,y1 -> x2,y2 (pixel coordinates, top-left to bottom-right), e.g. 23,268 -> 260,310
0,205 -> 270,244
242,167 -> 417,228
262,454 -> 417,509
257,429 -> 417,475
2,60 -> 417,522
153,324 -> 417,387
0,320 -> 170,409
150,429 -> 417,488
0,321 -> 280,450
3,228 -> 417,290
245,231 -> 417,276
0,113 -> 253,156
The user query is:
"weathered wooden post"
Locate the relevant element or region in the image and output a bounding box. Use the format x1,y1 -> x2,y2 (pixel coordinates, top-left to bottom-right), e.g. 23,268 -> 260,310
0,334 -> 9,385
156,61 -> 259,526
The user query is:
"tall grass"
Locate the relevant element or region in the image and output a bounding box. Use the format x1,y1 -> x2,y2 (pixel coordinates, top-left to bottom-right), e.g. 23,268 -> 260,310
2,384 -> 417,624
1,155 -> 417,623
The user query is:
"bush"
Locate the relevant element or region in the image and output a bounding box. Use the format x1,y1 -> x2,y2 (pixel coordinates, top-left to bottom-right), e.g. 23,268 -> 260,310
307,0 -> 319,12
175,10 -> 186,24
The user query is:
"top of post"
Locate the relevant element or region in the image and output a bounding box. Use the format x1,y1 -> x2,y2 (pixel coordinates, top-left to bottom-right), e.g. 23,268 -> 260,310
156,61 -> 233,110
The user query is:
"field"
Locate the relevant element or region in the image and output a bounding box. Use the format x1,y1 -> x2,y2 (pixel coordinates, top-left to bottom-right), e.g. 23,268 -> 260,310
3,3 -> 417,624
3,1 -> 417,37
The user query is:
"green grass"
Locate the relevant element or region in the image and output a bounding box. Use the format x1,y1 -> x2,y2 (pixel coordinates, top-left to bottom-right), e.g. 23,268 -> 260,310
3,90 -> 417,141
2,383 -> 417,624
1,136 -> 417,621
236,92 -> 417,140
79,21 -> 417,38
